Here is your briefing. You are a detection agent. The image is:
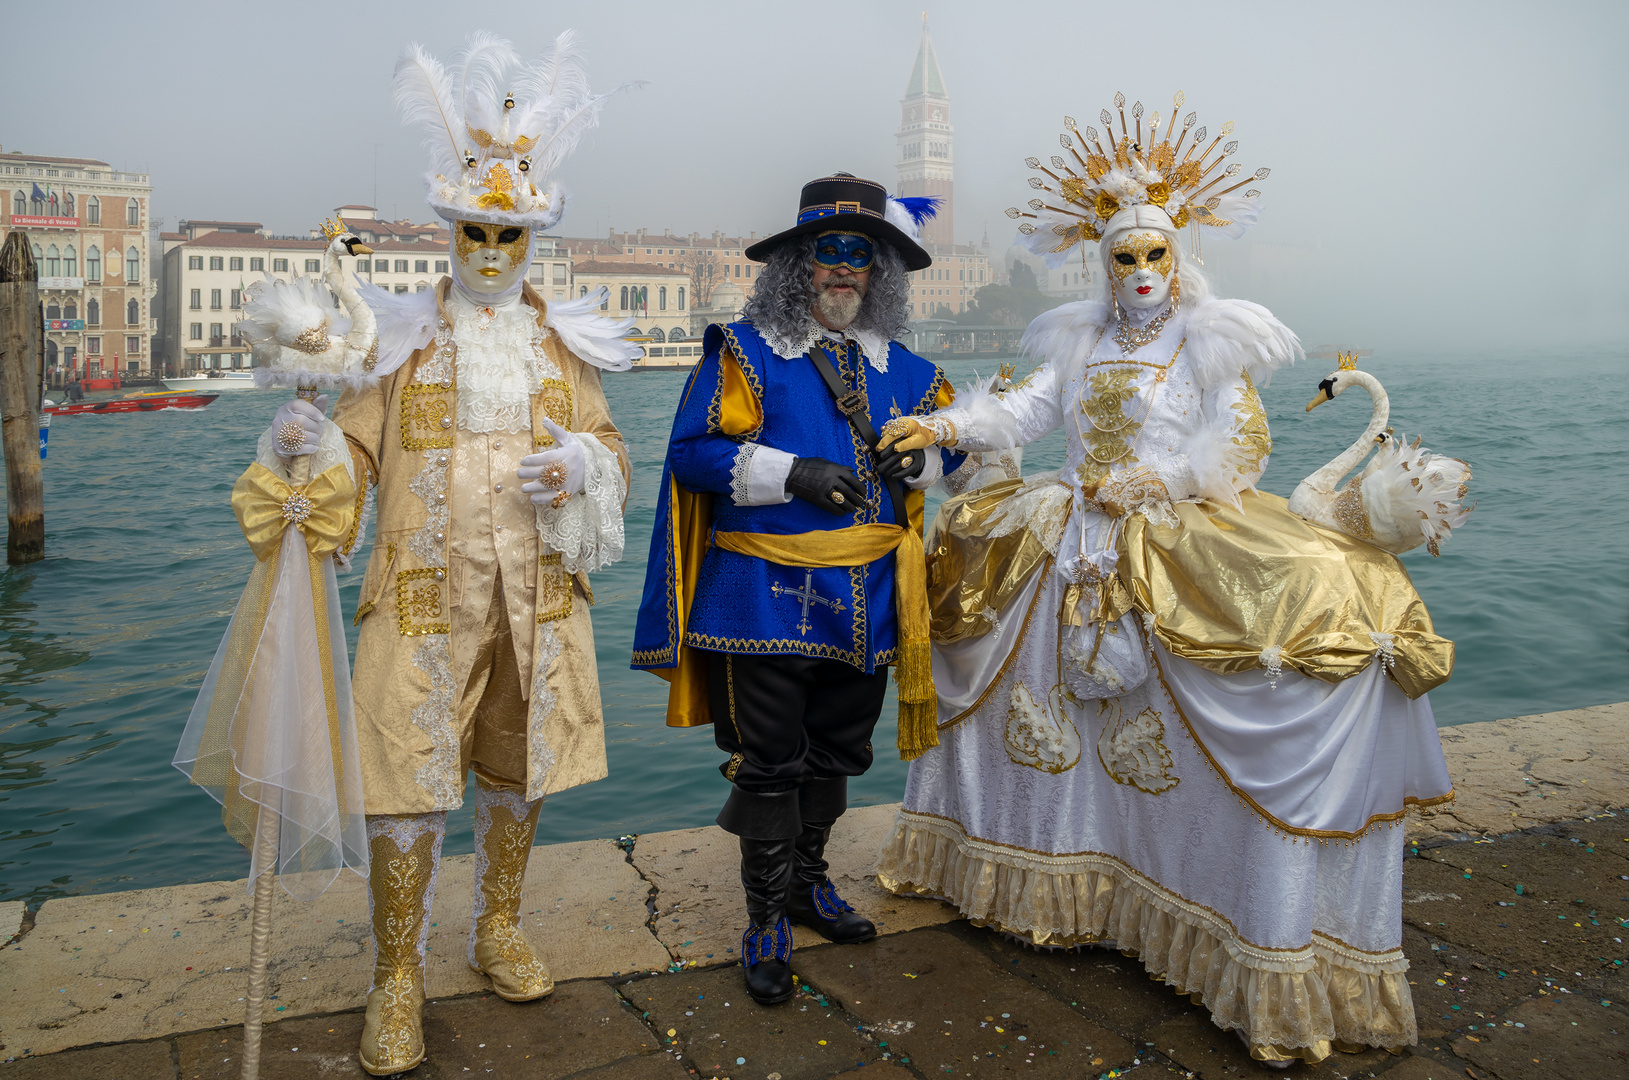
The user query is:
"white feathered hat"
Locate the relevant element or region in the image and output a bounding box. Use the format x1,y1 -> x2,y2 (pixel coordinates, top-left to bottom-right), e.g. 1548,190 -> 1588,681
393,31 -> 631,231
1009,92 -> 1271,267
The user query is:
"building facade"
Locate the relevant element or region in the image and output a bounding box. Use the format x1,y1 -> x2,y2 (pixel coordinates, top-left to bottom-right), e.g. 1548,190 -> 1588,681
0,146 -> 153,375
569,258 -> 692,364
558,228 -> 764,311
157,206 -> 575,373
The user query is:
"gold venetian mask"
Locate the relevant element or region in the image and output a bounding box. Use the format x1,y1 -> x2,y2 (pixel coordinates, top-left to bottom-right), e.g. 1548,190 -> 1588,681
455,221 -> 530,276
1109,231 -> 1175,283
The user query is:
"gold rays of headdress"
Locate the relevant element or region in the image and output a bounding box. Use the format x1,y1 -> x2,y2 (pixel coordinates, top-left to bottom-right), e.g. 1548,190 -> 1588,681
1005,91 -> 1269,254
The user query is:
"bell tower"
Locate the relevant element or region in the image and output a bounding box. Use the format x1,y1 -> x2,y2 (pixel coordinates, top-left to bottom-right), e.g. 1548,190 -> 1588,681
896,15 -> 953,251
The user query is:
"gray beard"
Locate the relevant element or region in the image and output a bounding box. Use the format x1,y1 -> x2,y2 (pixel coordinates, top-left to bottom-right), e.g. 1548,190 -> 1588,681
814,284 -> 863,328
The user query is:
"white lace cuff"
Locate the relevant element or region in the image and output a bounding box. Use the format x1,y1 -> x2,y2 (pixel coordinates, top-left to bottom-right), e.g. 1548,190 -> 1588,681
905,446 -> 944,490
730,443 -> 796,506
535,431 -> 626,574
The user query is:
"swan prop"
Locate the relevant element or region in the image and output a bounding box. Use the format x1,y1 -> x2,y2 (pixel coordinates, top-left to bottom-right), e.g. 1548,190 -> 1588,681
1287,355 -> 1472,556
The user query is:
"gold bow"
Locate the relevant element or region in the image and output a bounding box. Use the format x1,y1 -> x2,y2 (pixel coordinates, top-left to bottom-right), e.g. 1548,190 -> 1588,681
232,462 -> 357,563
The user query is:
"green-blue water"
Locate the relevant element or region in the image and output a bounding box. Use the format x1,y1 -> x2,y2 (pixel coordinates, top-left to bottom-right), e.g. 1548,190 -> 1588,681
2,349 -> 1626,906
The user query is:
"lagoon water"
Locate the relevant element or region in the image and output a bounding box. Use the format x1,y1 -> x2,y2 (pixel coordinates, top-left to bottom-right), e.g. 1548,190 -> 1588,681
2,347 -> 1626,906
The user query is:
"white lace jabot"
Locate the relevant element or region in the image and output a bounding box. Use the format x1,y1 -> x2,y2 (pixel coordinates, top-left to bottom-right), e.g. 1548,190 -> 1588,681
447,292 -> 558,434
760,319 -> 893,374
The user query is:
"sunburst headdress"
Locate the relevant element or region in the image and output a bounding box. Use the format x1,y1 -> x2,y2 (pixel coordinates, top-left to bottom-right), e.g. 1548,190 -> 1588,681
1008,92 -> 1270,266
392,31 -> 636,230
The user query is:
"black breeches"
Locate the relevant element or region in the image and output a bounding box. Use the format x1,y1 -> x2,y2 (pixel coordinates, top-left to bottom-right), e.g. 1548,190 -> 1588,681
706,651 -> 889,794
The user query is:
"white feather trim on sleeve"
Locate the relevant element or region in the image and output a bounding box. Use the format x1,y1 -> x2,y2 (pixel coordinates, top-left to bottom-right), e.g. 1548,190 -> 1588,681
356,278 -> 439,378
544,287 -> 640,372
1182,297 -> 1301,391
1180,411 -> 1260,509
1020,300 -> 1110,368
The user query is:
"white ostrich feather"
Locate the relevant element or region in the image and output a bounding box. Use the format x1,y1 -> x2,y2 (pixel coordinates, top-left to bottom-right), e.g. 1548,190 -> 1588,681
1356,433 -> 1473,552
1020,299 -> 1110,374
544,288 -> 639,372
457,31 -> 518,136
355,278 -> 439,378
1181,410 -> 1262,509
1182,297 -> 1300,391
238,274 -> 351,362
393,44 -> 463,180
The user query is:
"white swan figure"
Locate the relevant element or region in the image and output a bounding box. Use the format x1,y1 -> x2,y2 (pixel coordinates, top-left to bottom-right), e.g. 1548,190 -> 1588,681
1288,357 -> 1473,556
238,223 -> 380,386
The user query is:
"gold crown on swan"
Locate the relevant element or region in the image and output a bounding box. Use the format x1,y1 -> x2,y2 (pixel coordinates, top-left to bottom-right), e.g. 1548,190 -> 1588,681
1337,351 -> 1360,371
1008,92 -> 1270,258
318,215 -> 349,242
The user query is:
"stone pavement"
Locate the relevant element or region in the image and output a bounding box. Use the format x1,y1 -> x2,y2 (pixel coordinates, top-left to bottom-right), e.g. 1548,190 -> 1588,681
1,702 -> 1625,1078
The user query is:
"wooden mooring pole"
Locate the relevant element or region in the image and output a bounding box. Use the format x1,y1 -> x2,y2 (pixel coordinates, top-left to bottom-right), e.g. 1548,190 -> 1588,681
1,232 -> 44,564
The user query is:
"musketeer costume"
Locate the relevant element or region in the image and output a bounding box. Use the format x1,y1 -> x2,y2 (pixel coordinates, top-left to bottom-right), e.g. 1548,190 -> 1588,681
323,34 -> 636,1075
632,175 -> 963,1002
874,97 -> 1462,1065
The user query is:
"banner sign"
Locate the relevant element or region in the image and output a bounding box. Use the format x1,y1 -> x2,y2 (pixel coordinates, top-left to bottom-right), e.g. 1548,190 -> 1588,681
39,277 -> 85,289
9,215 -> 80,229
48,319 -> 86,331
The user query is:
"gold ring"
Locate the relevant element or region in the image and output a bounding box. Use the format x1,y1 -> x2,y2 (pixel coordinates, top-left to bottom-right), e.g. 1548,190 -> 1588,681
541,462 -> 570,491
550,491 -> 571,510
830,491 -> 846,505
881,417 -> 912,441
899,455 -> 913,470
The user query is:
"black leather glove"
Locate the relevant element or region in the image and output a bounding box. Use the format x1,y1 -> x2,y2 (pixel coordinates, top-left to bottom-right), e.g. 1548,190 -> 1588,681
874,442 -> 928,485
786,456 -> 865,516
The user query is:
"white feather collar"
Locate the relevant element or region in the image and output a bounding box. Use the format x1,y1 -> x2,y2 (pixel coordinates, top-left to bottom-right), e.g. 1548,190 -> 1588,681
1020,295 -> 1299,391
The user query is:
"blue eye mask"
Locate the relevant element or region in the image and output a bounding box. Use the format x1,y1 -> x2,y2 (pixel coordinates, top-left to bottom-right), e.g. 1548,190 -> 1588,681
814,233 -> 875,272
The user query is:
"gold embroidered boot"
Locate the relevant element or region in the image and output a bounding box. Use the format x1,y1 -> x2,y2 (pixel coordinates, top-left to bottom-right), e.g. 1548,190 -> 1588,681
468,781 -> 554,1001
358,813 -> 445,1077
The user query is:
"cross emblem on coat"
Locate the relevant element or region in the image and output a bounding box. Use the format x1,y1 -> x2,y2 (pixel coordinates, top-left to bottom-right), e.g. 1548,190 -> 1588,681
770,570 -> 846,636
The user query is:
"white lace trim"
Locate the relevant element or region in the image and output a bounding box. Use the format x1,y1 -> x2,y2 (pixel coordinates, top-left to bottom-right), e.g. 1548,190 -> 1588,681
535,431 -> 625,575
760,319 -> 892,373
447,293 -> 560,434
730,443 -> 758,505
469,785 -> 540,964
365,811 -> 446,989
409,636 -> 460,808
526,622 -> 562,802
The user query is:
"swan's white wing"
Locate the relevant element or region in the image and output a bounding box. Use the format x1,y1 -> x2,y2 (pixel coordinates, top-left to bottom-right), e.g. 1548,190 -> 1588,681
1184,296 -> 1301,391
1359,432 -> 1473,553
544,287 -> 639,372
356,277 -> 439,378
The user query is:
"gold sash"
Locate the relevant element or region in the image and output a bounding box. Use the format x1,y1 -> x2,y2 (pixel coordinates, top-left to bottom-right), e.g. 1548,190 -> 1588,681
711,525 -> 937,759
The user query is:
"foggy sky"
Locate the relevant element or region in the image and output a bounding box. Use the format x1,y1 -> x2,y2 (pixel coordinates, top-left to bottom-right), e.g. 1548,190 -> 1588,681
7,0 -> 1626,352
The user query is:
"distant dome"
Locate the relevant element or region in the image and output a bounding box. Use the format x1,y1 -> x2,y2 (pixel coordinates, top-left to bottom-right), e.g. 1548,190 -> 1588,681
709,280 -> 746,310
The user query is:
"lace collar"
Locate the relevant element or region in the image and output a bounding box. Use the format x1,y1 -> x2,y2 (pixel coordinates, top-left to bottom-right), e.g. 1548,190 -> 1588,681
760,319 -> 892,373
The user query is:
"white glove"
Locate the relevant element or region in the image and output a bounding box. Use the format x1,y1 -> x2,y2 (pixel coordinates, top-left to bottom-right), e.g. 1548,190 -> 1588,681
269,396 -> 328,459
518,418 -> 586,507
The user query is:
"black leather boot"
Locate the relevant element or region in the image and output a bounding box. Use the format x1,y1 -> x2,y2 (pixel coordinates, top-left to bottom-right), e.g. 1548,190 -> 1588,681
738,835 -> 797,1005
784,778 -> 878,944
718,788 -> 800,1007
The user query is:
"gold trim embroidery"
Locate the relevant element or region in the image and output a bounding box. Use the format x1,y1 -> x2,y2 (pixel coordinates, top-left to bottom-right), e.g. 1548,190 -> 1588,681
1229,372 -> 1272,477
531,378 -> 574,448
396,567 -> 450,636
401,382 -> 455,451
536,552 -> 573,624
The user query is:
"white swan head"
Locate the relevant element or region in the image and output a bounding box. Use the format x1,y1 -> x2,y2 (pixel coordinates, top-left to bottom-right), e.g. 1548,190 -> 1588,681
326,232 -> 372,258
1306,369 -> 1356,412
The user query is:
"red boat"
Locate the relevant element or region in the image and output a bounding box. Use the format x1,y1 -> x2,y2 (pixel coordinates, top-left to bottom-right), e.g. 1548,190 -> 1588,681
44,390 -> 219,415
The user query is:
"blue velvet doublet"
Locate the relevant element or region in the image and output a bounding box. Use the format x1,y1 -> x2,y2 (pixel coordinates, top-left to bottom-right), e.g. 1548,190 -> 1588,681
632,320 -> 960,675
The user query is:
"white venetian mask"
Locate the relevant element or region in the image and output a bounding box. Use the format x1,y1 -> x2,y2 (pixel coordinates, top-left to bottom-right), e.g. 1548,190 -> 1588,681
453,221 -> 531,296
1108,230 -> 1176,313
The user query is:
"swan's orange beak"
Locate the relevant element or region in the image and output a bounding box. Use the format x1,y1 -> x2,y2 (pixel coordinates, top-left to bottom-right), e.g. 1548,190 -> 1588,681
1305,387 -> 1332,412
351,243 -> 374,255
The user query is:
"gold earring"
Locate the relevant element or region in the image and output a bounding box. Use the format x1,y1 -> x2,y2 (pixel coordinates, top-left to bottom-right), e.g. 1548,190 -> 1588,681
1170,273 -> 1182,309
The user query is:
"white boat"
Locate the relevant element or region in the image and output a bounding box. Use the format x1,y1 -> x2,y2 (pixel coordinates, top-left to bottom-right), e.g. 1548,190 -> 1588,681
162,371 -> 258,391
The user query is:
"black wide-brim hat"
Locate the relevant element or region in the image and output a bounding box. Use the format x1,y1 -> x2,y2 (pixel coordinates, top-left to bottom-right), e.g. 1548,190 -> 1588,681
744,174 -> 934,272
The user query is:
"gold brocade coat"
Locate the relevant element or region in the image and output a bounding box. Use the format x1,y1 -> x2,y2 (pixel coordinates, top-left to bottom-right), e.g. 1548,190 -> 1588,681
335,279 -> 629,814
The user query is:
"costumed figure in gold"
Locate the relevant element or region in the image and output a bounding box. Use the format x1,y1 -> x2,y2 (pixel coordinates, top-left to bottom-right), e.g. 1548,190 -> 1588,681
262,32 -> 639,1075
873,94 -> 1473,1065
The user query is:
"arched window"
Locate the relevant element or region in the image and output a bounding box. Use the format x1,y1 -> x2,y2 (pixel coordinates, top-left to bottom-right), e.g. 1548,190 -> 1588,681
45,244 -> 60,276
32,243 -> 41,267
11,191 -> 23,217
86,298 -> 99,325
48,192 -> 58,216
678,286 -> 685,310
650,327 -> 666,342
658,285 -> 668,310
126,246 -> 140,283
31,193 -> 44,214
579,285 -> 588,299
64,300 -> 77,320
63,192 -> 73,217
86,196 -> 100,224
127,299 -> 140,325
126,199 -> 140,226
619,285 -> 629,310
668,326 -> 686,342
46,301 -> 61,320
64,245 -> 76,276
85,245 -> 100,282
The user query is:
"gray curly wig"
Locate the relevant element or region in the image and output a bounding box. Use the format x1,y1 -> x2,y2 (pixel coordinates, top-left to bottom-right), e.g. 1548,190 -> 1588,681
740,234 -> 913,343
